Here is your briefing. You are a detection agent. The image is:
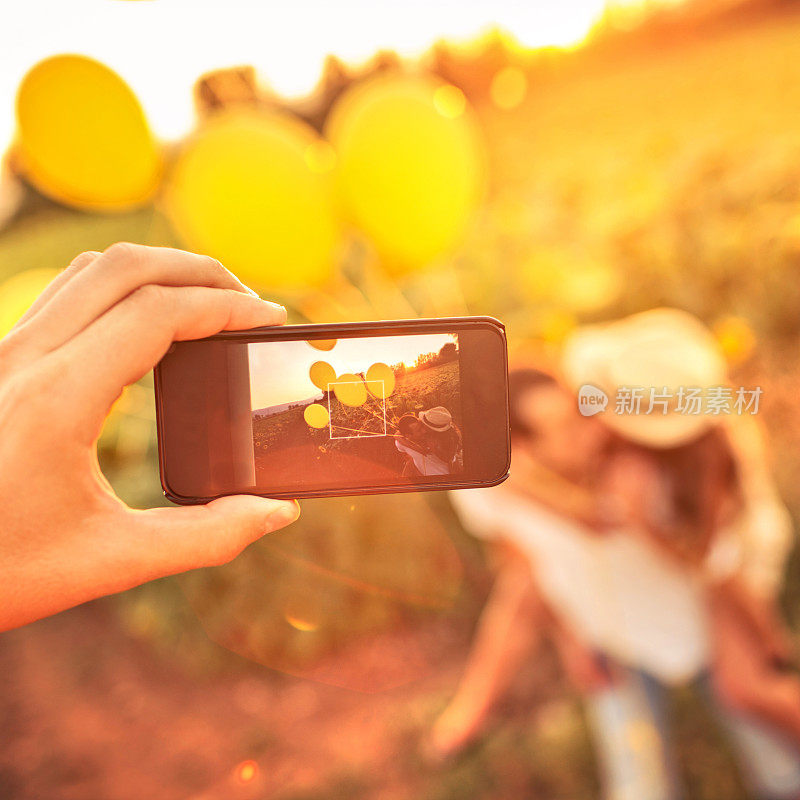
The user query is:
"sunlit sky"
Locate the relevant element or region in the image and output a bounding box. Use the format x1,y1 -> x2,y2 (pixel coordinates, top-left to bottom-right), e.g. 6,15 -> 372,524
0,0 -> 667,155
249,333 -> 453,410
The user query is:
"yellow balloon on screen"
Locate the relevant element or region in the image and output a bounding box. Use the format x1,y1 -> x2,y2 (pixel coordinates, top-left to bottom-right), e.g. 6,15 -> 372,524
16,55 -> 161,210
304,403 -> 330,429
333,373 -> 367,407
166,111 -> 340,289
309,360 -> 337,392
308,338 -> 337,351
365,362 -> 395,399
326,74 -> 485,272
0,268 -> 60,338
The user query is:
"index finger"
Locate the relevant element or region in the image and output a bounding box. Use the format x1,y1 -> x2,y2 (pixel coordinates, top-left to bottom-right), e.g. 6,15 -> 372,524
13,250 -> 101,331
50,284 -> 285,439
13,243 -> 260,356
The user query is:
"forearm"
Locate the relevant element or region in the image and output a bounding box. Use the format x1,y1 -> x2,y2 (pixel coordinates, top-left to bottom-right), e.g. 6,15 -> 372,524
450,564 -> 544,715
713,576 -> 791,663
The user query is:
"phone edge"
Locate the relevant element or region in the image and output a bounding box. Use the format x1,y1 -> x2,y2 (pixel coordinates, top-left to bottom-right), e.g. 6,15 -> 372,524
154,315 -> 509,504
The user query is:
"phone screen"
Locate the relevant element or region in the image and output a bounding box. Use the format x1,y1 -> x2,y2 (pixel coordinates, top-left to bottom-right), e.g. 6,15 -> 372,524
248,332 -> 464,489
155,318 -> 509,501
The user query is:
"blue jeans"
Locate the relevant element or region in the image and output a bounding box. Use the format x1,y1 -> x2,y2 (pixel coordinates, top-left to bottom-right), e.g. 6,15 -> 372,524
586,666 -> 800,800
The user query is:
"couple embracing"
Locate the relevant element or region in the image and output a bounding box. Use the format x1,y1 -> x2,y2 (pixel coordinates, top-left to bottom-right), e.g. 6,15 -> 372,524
395,406 -> 462,476
433,309 -> 800,800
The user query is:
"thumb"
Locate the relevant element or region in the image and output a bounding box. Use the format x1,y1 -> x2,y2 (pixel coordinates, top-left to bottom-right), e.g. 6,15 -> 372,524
133,495 -> 300,577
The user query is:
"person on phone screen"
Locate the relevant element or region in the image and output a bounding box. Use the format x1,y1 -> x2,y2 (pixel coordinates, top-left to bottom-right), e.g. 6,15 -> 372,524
395,411 -> 451,475
418,406 -> 463,471
0,244 -> 300,633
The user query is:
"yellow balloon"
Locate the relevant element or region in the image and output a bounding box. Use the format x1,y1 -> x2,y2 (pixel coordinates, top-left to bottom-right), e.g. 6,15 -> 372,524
333,373 -> 367,407
365,362 -> 396,398
304,403 -> 330,429
166,111 -> 340,289
308,338 -> 337,351
309,360 -> 337,392
326,74 -> 485,272
16,55 -> 161,210
0,268 -> 61,337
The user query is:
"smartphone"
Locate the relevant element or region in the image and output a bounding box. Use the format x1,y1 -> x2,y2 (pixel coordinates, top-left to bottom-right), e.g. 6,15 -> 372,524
154,316 -> 510,502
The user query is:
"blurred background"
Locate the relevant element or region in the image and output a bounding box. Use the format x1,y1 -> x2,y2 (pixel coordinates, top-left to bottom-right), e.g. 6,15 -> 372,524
3,0 -> 800,798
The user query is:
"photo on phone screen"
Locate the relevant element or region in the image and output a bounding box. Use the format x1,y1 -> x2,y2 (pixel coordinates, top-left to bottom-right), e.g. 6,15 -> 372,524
248,333 -> 464,486
155,317 -> 509,501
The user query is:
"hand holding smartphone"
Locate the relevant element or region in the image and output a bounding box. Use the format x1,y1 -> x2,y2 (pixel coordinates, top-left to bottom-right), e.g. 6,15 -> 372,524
154,317 -> 510,501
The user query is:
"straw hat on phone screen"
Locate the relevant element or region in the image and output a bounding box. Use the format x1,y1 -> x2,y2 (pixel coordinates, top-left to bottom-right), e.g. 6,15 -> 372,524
418,406 -> 454,432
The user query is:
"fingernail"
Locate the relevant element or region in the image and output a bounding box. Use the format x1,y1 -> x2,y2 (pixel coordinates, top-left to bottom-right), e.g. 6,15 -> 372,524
270,500 -> 299,526
244,286 -> 260,297
261,300 -> 287,318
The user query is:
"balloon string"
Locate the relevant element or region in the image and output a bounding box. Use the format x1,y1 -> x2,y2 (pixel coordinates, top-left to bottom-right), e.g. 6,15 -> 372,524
359,400 -> 401,432
330,424 -> 387,436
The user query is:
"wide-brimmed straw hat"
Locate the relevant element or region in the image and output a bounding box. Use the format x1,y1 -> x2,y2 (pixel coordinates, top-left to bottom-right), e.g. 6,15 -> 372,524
418,406 -> 453,432
561,308 -> 727,449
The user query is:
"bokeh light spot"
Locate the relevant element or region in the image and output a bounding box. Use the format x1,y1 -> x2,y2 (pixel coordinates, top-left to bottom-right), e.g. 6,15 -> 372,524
0,268 -> 61,338
714,315 -> 756,364
284,612 -> 320,632
540,308 -> 577,344
490,67 -> 528,109
234,760 -> 258,784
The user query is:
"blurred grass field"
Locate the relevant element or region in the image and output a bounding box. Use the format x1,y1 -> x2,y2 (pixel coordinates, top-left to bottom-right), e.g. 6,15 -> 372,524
4,7 -> 800,798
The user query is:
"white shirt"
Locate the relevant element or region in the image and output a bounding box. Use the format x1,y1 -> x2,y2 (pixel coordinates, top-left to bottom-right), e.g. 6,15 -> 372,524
395,439 -> 449,475
450,484 -> 711,685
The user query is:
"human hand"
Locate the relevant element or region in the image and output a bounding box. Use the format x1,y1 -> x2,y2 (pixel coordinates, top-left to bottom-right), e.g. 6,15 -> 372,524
0,243 -> 299,632
708,580 -> 800,747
